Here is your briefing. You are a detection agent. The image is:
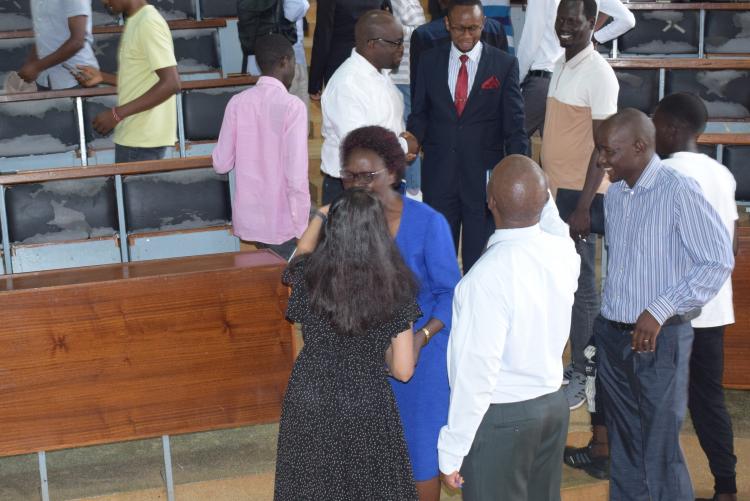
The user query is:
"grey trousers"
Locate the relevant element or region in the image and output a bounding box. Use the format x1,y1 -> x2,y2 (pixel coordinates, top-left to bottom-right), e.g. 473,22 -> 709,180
570,236 -> 600,373
460,389 -> 569,501
595,315 -> 694,501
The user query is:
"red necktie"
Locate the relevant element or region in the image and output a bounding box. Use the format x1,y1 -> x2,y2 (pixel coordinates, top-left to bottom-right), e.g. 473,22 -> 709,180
455,54 -> 469,117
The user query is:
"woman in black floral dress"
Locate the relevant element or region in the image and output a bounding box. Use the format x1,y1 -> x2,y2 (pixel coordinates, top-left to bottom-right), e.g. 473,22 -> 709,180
274,189 -> 422,500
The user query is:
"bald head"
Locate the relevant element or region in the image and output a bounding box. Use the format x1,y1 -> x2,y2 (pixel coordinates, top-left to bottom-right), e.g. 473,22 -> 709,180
355,10 -> 398,46
599,108 -> 656,151
488,155 -> 549,229
596,109 -> 657,187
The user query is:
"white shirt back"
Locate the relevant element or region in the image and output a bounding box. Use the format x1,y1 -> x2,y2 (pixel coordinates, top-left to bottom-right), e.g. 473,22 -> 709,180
662,151 -> 738,327
438,224 -> 580,474
320,49 -> 406,177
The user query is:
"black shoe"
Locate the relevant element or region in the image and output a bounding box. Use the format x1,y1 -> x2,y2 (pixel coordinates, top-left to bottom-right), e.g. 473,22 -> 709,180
563,444 -> 610,480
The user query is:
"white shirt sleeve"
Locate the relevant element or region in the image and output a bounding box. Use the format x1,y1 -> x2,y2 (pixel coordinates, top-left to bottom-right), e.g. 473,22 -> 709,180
540,191 -> 570,238
283,0 -> 310,23
594,0 -> 636,44
516,0 -> 557,81
438,273 -> 510,474
391,0 -> 427,41
65,0 -> 91,18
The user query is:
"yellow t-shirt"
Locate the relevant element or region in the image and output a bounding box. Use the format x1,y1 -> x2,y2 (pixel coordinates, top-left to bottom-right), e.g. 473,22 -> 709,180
114,5 -> 177,148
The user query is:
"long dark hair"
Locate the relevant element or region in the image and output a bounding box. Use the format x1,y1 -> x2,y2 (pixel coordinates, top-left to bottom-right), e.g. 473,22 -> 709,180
293,189 -> 418,336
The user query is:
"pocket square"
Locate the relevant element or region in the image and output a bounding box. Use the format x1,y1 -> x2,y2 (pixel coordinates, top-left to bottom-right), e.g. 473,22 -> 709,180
481,76 -> 500,90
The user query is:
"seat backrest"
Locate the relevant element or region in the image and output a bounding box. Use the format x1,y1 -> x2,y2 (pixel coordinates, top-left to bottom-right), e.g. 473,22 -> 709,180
0,0 -> 32,32
723,145 -> 750,201
173,29 -> 221,73
619,10 -> 699,55
0,98 -> 80,157
200,0 -> 238,18
83,95 -> 119,148
705,11 -> 750,55
0,38 -> 34,92
182,86 -> 249,141
122,169 -> 231,233
92,33 -> 121,74
91,0 -> 120,26
151,0 -> 196,20
4,178 -> 119,244
615,69 -> 660,114
665,69 -> 750,120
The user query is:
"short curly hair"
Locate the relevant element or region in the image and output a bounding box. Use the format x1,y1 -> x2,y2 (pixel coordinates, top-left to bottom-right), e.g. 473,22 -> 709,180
341,126 -> 407,188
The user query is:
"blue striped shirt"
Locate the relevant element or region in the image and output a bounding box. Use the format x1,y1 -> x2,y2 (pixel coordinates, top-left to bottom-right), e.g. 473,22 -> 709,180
601,155 -> 734,324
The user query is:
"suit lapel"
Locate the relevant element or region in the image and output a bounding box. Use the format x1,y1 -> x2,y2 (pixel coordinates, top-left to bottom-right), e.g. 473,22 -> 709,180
438,45 -> 458,120
462,44 -> 491,118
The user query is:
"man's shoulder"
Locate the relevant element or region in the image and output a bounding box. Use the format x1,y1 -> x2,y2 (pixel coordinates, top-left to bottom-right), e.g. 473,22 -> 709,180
482,43 -> 515,66
483,17 -> 505,35
414,19 -> 447,41
586,51 -> 617,78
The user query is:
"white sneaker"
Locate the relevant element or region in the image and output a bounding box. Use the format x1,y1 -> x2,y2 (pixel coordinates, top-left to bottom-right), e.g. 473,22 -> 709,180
564,372 -> 587,410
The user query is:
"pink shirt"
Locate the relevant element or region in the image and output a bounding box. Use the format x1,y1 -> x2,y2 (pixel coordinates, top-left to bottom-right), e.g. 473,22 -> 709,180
213,77 -> 310,245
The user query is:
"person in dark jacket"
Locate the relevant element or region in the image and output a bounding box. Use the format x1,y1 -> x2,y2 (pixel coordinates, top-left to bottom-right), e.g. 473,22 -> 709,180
308,0 -> 391,99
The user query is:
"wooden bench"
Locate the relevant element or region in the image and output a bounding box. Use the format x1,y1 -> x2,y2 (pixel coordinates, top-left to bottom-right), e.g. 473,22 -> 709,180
0,249 -> 294,498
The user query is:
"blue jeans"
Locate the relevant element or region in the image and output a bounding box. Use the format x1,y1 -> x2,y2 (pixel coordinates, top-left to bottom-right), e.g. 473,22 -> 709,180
595,315 -> 694,500
570,236 -> 600,373
115,144 -> 167,163
396,84 -> 421,192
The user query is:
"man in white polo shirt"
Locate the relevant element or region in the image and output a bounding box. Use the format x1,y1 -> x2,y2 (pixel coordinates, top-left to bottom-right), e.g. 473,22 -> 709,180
540,0 -> 618,416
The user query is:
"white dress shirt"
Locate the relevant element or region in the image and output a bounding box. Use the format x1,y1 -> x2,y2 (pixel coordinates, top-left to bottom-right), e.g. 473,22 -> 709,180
516,0 -> 636,81
663,152 -> 738,328
320,49 -> 408,177
283,0 -> 310,66
438,223 -> 580,474
448,41 -> 483,101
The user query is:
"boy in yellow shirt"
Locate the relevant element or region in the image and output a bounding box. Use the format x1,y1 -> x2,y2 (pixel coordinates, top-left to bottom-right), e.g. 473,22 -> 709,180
78,0 -> 180,163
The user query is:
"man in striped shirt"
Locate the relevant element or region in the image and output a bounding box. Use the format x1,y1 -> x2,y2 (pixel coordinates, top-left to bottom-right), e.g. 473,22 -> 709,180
594,109 -> 734,501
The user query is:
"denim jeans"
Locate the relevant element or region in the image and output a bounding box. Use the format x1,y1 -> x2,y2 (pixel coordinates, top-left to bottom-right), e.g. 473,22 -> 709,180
396,84 -> 421,192
115,144 -> 167,163
570,235 -> 600,373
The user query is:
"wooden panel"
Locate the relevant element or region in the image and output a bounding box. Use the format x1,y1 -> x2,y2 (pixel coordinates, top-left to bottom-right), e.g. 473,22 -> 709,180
608,58 -> 750,70
0,19 -> 227,40
698,133 -> 750,146
626,3 -> 750,10
724,226 -> 750,389
0,76 -> 257,104
0,250 -> 294,456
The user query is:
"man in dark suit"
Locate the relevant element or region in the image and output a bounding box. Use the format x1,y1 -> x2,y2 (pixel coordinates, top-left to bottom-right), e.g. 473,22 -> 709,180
410,0 -> 508,97
407,0 -> 527,272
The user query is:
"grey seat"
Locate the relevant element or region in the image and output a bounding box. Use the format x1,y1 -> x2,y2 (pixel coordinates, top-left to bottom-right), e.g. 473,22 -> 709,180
665,69 -> 750,120
199,0 -> 237,18
705,11 -> 750,55
619,10 -> 699,55
182,86 -> 248,141
723,146 -> 750,201
615,69 -> 660,114
0,98 -> 79,157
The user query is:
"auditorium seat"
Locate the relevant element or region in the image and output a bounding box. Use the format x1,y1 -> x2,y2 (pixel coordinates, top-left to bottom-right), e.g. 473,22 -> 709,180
0,0 -> 31,32
0,97 -> 80,158
698,144 -> 718,159
83,95 -> 118,151
4,177 -> 121,272
705,11 -> 750,54
122,168 -> 237,260
723,145 -> 750,201
199,0 -> 238,19
666,70 -> 750,120
172,29 -> 221,74
615,69 -> 659,114
92,33 -> 120,74
618,10 -> 699,55
91,0 -> 120,27
182,86 -> 248,142
151,0 -> 196,20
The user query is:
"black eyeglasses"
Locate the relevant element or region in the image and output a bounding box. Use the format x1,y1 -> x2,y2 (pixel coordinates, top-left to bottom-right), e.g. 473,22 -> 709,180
448,25 -> 483,35
368,37 -> 405,47
340,168 -> 388,184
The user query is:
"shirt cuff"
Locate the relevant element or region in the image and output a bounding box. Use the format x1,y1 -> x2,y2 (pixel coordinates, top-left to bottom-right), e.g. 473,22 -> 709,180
438,449 -> 465,475
398,136 -> 408,153
646,296 -> 675,325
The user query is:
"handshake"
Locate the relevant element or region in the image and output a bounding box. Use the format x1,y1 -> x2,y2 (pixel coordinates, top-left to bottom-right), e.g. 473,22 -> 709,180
399,130 -> 419,163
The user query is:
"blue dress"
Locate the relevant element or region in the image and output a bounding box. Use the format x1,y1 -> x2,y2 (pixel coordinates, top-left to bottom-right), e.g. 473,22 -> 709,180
391,196 -> 462,481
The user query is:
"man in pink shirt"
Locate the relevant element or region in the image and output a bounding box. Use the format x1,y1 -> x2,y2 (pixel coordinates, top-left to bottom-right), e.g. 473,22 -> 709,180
213,34 -> 310,259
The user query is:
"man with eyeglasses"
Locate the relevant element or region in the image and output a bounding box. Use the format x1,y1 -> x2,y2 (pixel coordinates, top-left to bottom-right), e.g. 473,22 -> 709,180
319,10 -> 419,204
407,0 -> 527,272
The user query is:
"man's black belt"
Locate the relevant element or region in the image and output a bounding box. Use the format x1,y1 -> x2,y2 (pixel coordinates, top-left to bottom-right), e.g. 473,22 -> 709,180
606,310 -> 701,332
528,70 -> 552,78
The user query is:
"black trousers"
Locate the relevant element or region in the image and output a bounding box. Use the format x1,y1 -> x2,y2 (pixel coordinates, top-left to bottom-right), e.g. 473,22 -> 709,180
321,174 -> 345,205
689,325 -> 737,495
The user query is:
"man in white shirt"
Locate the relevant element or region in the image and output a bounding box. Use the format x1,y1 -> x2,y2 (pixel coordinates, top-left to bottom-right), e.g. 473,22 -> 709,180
320,10 -> 418,204
438,155 -> 580,500
19,0 -> 100,90
284,0 -> 311,107
654,92 -> 738,501
516,0 -> 634,137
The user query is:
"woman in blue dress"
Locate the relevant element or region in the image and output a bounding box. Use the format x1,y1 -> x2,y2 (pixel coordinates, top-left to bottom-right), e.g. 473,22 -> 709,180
338,126 -> 461,500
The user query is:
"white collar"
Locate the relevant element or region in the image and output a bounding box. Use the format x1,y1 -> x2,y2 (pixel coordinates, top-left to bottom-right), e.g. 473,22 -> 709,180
349,48 -> 386,79
450,40 -> 483,63
486,224 -> 542,248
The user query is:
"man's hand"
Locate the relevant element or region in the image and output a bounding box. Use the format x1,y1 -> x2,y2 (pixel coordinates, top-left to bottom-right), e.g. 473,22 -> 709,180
441,471 -> 464,489
93,109 -> 119,136
18,61 -> 41,83
631,310 -> 661,353
401,131 -> 419,163
75,65 -> 103,87
567,206 -> 591,242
